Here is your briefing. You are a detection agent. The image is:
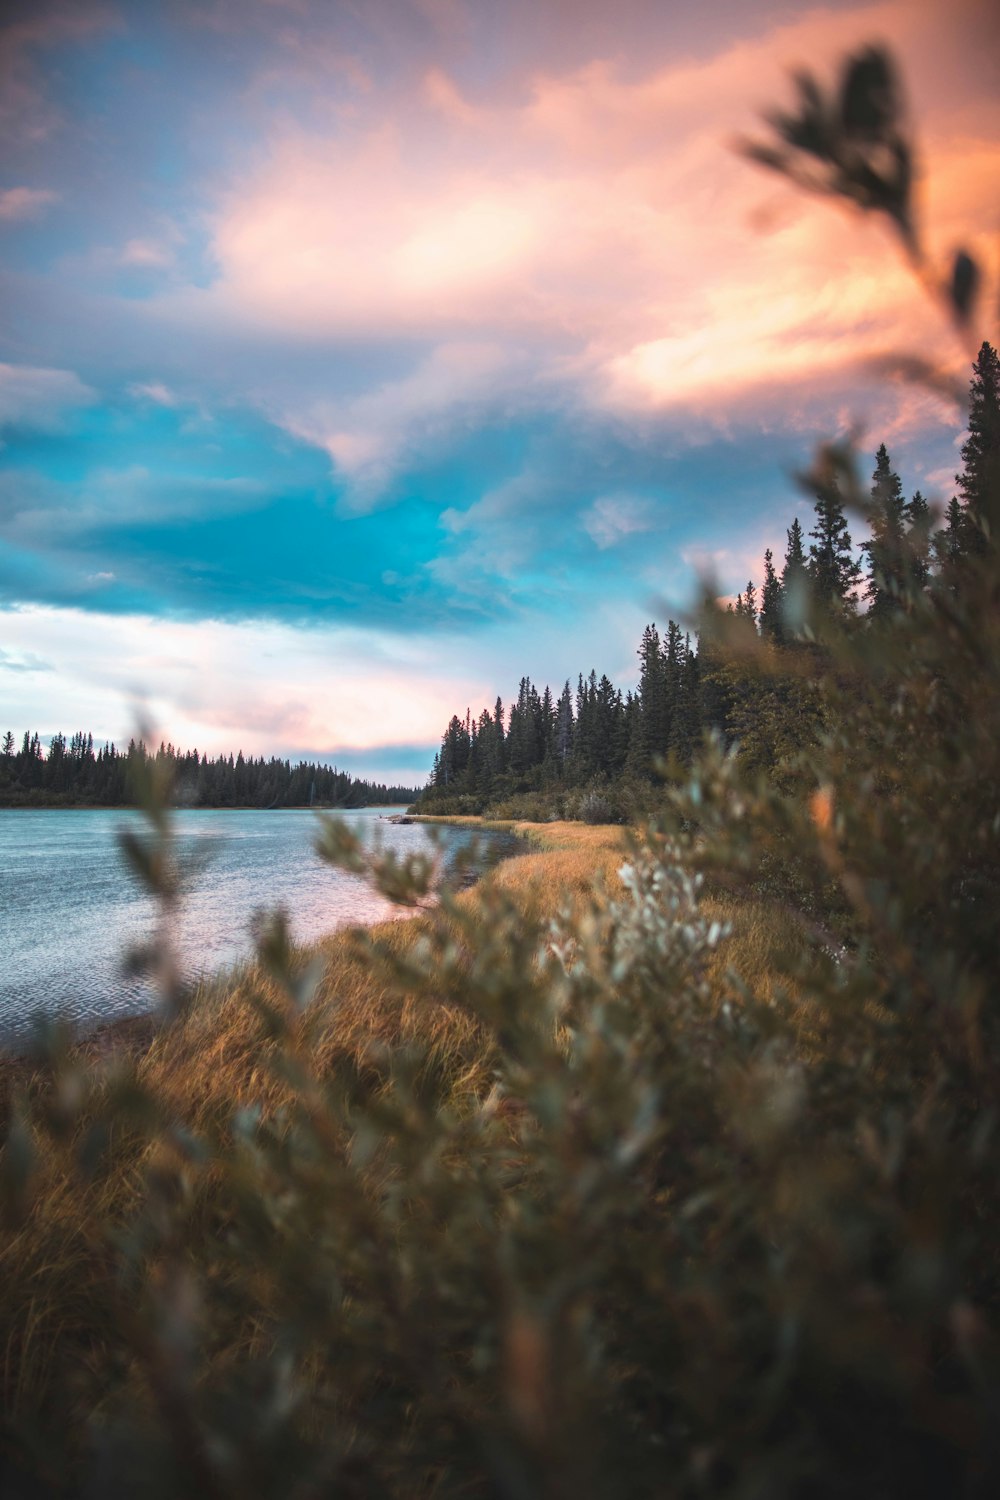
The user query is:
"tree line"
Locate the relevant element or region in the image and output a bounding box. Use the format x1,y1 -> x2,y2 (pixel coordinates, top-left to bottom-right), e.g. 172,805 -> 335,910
0,731 -> 418,809
419,340 -> 1000,819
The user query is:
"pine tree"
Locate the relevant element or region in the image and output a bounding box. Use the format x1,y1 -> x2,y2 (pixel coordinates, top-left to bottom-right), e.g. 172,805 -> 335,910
759,548 -> 784,642
905,489 -> 931,590
809,480 -> 860,610
863,443 -> 908,617
636,624 -> 667,776
956,339 -> 1000,544
781,518 -> 809,634
555,681 -> 574,764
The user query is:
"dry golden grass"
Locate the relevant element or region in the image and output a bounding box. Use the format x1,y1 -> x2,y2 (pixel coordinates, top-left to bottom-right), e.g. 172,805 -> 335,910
702,894 -> 810,1010
125,819 -> 812,1133
133,820 -> 626,1121
0,813 -> 817,1435
0,819 -> 634,1419
419,817 -> 812,1014
3,819 -> 807,1141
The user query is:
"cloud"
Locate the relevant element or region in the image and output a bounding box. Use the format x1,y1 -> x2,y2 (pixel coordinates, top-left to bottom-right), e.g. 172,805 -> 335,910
0,362 -> 96,431
0,647 -> 53,674
120,236 -> 176,269
583,493 -> 655,549
162,0 -> 995,502
0,463 -> 271,545
0,186 -> 59,221
128,380 -> 181,406
0,5 -> 117,145
277,341 -> 529,503
0,0 -> 992,682
0,603 -> 486,780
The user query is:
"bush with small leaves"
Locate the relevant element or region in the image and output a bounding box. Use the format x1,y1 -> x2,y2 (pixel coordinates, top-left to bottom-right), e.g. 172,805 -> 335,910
2,40 -> 999,1500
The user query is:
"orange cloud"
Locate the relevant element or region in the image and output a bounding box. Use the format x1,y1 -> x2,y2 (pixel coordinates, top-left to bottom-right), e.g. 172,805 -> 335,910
165,0 -> 997,479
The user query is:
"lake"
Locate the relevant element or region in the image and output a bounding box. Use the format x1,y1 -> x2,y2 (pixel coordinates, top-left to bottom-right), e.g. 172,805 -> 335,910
0,807 -> 502,1046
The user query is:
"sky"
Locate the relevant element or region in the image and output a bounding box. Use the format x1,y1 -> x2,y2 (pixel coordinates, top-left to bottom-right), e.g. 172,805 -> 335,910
0,0 -> 997,784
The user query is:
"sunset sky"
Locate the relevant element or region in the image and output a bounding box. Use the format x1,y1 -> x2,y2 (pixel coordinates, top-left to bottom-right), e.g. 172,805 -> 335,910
1,0 -> 997,783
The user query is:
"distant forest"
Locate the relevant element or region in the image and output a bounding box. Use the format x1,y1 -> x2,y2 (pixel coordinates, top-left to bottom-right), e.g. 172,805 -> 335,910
418,342 -> 999,822
0,733 -> 417,810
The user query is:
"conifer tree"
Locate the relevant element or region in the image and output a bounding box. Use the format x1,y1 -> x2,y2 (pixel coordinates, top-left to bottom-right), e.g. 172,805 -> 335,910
905,489 -> 931,590
637,624 -> 667,775
668,635 -> 700,763
934,497 -> 964,571
781,518 -> 809,634
555,681 -> 574,764
956,339 -> 1000,544
759,548 -> 784,642
863,443 -> 908,617
662,620 -> 684,722
808,480 -> 860,610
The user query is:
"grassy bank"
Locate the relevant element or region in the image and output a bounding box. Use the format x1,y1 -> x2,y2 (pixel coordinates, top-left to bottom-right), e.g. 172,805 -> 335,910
417,814 -> 809,1010
0,817 -> 809,1460
6,801 -> 948,1498
0,820 -> 627,1465
0,814 -> 811,1193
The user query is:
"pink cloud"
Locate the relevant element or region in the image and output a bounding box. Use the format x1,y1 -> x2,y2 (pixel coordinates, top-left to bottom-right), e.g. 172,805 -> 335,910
0,606 -> 484,769
120,236 -> 176,269
155,0 -> 997,481
0,186 -> 59,221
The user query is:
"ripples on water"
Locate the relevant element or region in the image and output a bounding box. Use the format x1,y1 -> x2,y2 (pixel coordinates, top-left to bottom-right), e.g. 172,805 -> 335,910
0,808 -> 496,1046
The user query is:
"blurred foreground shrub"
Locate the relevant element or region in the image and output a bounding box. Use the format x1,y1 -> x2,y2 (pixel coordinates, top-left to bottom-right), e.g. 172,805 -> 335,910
3,39 -> 1000,1500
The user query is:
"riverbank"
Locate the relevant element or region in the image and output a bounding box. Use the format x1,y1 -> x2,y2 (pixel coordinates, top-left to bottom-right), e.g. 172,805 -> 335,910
0,799 -> 416,811
0,805 -> 468,1049
0,813 -> 816,1488
1,814 -> 804,1104
0,820 -> 621,1131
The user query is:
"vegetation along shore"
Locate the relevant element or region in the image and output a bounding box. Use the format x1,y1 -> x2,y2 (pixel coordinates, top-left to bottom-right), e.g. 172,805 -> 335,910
2,41 -> 999,1499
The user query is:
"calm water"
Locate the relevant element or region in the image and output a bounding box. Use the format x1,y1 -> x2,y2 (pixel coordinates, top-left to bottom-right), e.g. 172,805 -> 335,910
0,808 -> 497,1046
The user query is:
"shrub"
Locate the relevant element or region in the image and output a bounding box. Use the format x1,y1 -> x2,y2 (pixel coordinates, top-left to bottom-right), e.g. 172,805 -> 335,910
2,41 -> 998,1499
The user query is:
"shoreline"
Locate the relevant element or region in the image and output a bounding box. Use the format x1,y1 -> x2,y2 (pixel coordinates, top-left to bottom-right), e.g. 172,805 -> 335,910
0,816 -> 541,1074
0,801 -> 417,813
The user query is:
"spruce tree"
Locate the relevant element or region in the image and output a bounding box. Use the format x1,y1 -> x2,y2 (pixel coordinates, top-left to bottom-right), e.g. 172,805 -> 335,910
956,339 -> 1000,543
935,495 -> 970,577
905,489 -> 931,590
863,443 -> 907,617
781,518 -> 809,634
668,635 -> 700,764
759,548 -> 784,642
808,480 -> 860,610
637,624 -> 667,776
555,682 -> 574,764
